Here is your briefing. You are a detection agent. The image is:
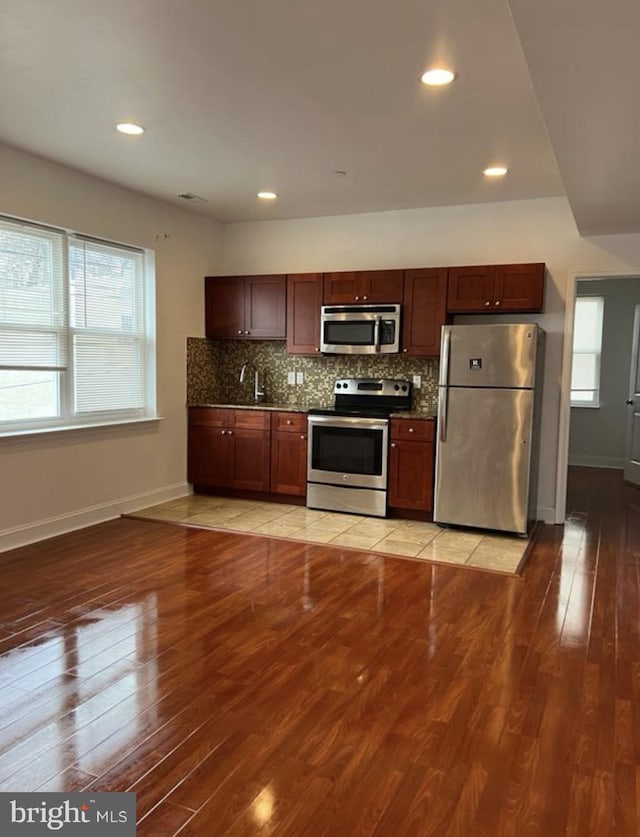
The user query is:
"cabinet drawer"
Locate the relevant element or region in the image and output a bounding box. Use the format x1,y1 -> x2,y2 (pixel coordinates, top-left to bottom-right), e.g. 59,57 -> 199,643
188,407 -> 229,428
390,418 -> 434,442
189,407 -> 270,430
272,411 -> 307,433
233,409 -> 270,430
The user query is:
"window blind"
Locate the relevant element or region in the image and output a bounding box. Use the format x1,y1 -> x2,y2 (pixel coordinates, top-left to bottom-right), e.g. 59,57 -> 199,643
0,217 -> 66,371
68,237 -> 146,416
570,296 -> 604,406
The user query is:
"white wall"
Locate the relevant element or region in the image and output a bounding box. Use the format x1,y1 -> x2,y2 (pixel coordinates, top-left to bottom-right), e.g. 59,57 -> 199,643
0,143 -> 223,551
222,196 -> 640,522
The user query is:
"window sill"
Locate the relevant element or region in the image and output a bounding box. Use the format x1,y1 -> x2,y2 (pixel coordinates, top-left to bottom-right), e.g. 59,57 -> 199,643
0,416 -> 163,440
570,404 -> 600,409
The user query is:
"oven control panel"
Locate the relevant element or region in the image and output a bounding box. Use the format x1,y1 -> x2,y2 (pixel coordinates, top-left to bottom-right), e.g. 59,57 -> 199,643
333,378 -> 411,397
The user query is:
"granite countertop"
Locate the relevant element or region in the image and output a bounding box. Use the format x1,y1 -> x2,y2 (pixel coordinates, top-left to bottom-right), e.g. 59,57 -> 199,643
188,402 -> 315,412
390,410 -> 437,420
189,402 -> 437,418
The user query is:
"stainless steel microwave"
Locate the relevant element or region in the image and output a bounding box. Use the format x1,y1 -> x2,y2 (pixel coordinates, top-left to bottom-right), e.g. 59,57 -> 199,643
320,304 -> 401,354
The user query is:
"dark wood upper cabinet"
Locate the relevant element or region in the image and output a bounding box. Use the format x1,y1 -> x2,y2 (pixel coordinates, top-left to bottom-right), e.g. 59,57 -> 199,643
494,263 -> 545,312
286,273 -> 323,355
204,276 -> 245,339
205,274 -> 286,339
323,270 -> 403,304
447,263 -> 545,313
401,267 -> 448,356
203,262 -> 544,347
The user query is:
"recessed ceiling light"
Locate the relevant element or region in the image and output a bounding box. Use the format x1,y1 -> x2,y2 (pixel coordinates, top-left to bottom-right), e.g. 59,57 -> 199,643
420,68 -> 456,86
116,122 -> 145,135
257,191 -> 278,200
483,166 -> 508,177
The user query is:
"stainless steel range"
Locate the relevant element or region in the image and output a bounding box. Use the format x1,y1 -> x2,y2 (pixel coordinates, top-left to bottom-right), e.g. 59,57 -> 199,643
307,378 -> 412,517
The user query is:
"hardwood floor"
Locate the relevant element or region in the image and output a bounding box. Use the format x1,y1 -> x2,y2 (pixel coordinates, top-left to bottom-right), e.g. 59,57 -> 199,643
0,466 -> 637,835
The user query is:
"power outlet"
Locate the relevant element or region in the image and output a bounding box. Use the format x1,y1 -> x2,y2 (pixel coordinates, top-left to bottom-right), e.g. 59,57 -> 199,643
296,371 -> 304,385
412,374 -> 422,388
287,371 -> 295,385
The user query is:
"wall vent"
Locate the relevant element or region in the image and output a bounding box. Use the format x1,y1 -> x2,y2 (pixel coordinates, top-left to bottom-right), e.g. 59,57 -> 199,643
177,192 -> 208,202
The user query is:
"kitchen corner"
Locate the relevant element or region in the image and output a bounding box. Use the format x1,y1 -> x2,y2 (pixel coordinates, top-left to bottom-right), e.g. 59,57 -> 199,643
186,337 -> 439,522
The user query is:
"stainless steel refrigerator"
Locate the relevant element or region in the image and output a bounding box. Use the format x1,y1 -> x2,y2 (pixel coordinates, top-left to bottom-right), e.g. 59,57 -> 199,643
434,323 -> 544,535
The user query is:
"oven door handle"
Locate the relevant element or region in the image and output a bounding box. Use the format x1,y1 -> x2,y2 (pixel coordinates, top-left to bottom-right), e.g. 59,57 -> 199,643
373,315 -> 381,353
307,415 -> 389,431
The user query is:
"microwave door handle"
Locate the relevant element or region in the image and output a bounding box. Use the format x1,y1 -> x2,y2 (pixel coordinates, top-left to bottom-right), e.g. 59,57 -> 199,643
373,315 -> 381,353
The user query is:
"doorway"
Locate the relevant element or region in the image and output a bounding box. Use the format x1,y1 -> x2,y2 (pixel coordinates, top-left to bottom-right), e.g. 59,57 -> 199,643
556,270 -> 640,523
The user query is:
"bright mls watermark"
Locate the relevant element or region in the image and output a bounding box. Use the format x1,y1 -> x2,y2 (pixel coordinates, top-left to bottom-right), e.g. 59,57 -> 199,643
0,793 -> 135,835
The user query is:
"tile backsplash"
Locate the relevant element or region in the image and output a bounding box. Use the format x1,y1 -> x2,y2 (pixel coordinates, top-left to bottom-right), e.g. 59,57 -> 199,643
187,338 -> 439,412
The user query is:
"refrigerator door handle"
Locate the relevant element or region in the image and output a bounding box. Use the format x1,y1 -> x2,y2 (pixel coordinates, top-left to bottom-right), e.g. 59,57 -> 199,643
438,387 -> 448,443
440,327 -> 451,387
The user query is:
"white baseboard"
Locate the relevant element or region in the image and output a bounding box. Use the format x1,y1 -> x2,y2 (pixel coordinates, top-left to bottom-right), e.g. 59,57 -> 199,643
568,455 -> 624,469
0,482 -> 191,554
536,506 -> 557,525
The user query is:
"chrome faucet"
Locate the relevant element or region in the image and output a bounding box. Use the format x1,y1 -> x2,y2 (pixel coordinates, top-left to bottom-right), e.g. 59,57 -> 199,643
239,362 -> 265,403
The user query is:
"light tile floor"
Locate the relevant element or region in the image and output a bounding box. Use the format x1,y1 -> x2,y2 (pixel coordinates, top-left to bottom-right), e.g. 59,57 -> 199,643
129,495 -> 531,574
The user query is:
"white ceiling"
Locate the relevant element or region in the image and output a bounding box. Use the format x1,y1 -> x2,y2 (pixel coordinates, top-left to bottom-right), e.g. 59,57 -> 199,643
0,0 -> 635,233
509,0 -> 640,236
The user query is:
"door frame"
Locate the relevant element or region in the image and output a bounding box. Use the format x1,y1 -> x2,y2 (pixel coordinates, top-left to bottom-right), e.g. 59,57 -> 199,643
624,304 -> 640,484
555,267 -> 640,523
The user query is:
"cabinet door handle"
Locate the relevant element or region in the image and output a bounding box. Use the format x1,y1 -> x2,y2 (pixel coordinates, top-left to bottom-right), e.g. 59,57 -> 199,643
390,442 -> 396,448
354,295 -> 360,301
362,295 -> 368,301
286,419 -> 292,425
315,347 -> 320,352
494,300 -> 501,307
484,301 -> 491,307
237,329 -> 243,335
227,430 -> 233,436
408,427 -> 415,433
300,434 -> 306,440
220,429 -> 226,435
244,330 -> 251,335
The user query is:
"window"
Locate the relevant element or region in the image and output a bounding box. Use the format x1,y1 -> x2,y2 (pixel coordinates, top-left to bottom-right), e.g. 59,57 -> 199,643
570,295 -> 604,407
0,215 -> 155,433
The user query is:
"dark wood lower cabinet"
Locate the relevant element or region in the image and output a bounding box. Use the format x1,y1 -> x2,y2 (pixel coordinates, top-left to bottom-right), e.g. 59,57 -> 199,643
187,424 -> 229,488
188,408 -> 270,492
388,418 -> 435,512
189,408 -> 307,498
189,408 -> 436,511
270,412 -> 307,496
231,427 -> 271,492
